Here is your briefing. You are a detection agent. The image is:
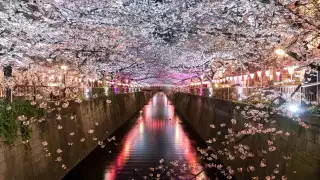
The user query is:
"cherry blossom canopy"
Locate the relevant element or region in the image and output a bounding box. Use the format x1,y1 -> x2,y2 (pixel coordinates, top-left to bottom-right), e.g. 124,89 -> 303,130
0,0 -> 319,84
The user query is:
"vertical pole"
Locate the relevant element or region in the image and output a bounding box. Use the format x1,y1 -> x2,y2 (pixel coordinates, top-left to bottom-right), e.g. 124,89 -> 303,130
4,65 -> 12,102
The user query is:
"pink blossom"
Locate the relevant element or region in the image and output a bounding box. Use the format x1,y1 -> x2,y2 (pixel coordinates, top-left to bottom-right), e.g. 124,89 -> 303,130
269,146 -> 276,151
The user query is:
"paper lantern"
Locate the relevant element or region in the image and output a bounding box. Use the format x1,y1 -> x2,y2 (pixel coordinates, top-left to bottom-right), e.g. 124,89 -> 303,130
257,71 -> 262,77
250,73 -> 255,79
269,74 -> 273,80
265,70 -> 270,77
288,67 -> 295,75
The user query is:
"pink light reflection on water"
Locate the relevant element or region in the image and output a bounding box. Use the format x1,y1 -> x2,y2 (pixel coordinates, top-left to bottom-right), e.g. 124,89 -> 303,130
104,93 -> 206,180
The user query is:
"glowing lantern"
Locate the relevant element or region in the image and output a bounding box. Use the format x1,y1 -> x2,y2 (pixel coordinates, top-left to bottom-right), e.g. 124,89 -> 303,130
265,70 -> 270,77
230,77 -> 233,81
276,71 -> 281,76
243,75 -> 248,80
269,74 -> 273,80
257,71 -> 262,78
250,73 -> 255,79
288,67 -> 295,75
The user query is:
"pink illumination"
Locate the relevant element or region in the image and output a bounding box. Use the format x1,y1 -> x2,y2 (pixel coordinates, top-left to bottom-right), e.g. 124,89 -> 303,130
243,75 -> 248,80
104,117 -> 141,180
104,94 -> 206,179
276,71 -> 281,76
230,76 -> 233,81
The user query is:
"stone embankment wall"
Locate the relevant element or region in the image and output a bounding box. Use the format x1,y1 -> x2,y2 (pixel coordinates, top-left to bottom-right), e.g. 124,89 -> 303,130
0,92 -> 153,180
169,93 -> 320,180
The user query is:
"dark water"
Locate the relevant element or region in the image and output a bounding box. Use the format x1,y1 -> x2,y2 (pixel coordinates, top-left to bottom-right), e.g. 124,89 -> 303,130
63,92 -> 207,180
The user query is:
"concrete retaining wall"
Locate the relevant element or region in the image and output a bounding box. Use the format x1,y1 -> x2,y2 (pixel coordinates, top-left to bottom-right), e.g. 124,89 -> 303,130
0,92 -> 153,180
169,93 -> 320,180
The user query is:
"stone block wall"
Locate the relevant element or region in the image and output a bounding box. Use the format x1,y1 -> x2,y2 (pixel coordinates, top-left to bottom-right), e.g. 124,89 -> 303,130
0,92 -> 153,180
169,92 -> 320,180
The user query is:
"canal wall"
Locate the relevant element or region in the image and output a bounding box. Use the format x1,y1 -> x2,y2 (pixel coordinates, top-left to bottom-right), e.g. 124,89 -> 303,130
169,92 -> 320,180
0,92 -> 154,180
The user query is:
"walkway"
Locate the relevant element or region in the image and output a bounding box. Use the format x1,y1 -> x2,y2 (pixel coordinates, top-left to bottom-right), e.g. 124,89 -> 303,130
64,92 -> 207,180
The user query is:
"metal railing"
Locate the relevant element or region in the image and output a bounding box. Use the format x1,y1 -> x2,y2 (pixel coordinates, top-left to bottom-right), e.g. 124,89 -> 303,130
185,83 -> 320,104
0,86 -> 142,101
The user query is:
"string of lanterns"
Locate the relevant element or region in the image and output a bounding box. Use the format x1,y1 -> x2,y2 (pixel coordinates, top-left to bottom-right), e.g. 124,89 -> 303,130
189,66 -> 296,86
211,67 -> 296,84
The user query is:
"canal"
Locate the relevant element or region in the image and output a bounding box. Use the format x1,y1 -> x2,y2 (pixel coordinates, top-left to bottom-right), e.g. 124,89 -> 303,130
63,92 -> 208,180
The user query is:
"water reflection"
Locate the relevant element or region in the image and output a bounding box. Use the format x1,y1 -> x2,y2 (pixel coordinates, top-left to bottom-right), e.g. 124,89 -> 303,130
104,92 -> 207,179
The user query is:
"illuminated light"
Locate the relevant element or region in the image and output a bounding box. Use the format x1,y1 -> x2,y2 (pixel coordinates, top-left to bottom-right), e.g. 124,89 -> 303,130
269,74 -> 273,80
265,70 -> 270,77
215,84 -> 218,88
275,48 -> 287,56
58,76 -> 62,80
288,67 -> 295,75
47,83 -> 58,87
61,65 -> 68,71
250,73 -> 255,79
234,76 -> 238,81
243,75 -> 248,80
79,78 -> 82,82
230,76 -> 233,81
226,77 -> 229,81
288,104 -> 299,113
276,72 -> 281,76
238,76 -> 242,80
257,71 -> 262,78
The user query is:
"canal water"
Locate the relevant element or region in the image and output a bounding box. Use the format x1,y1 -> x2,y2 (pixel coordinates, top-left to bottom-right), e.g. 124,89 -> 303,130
63,92 -> 207,180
